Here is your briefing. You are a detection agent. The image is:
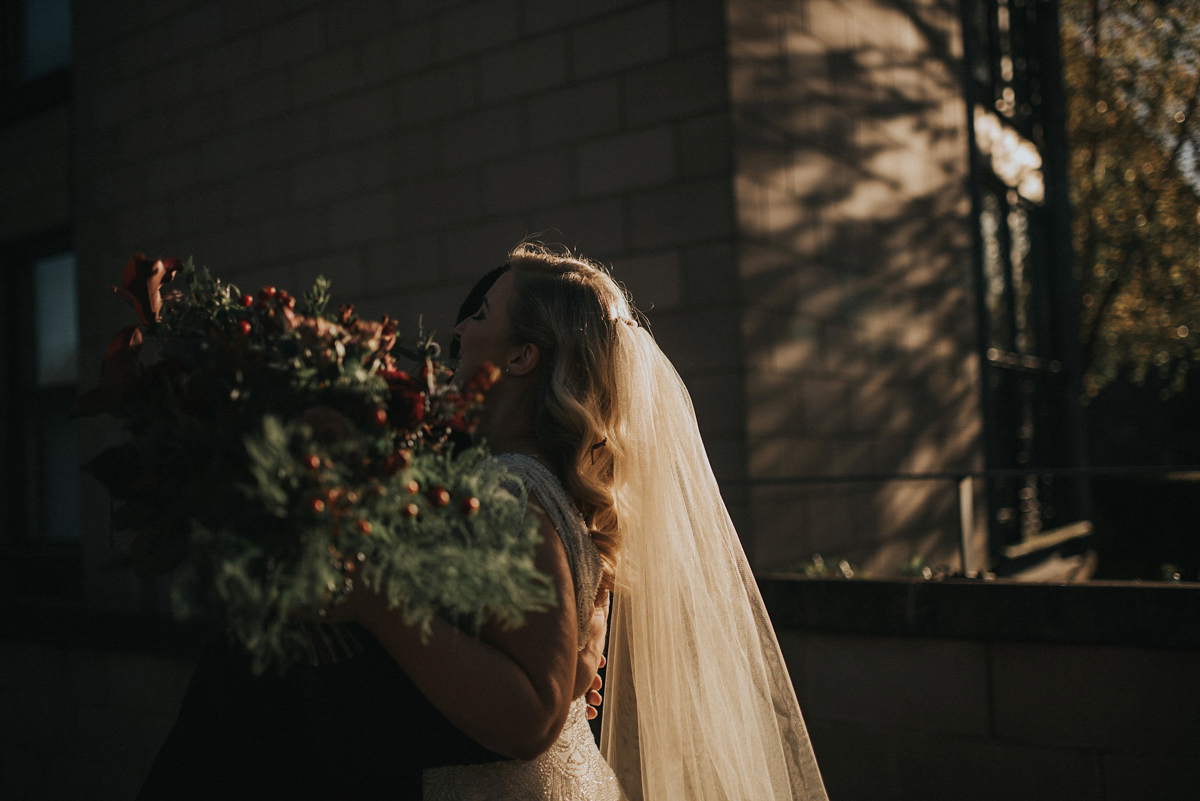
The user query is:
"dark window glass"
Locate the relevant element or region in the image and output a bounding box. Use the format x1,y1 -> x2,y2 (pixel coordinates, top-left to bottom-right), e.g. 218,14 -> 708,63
5,247 -> 82,544
29,251 -> 81,542
34,250 -> 78,385
961,0 -> 1089,570
0,0 -> 71,124
20,0 -> 71,81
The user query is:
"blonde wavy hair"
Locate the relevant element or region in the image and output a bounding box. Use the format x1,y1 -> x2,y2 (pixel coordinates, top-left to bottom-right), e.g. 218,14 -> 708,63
504,242 -> 636,592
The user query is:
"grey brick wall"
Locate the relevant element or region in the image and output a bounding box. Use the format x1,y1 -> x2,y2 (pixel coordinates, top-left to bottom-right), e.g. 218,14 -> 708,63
779,630 -> 1200,800
728,0 -> 984,570
71,0 -> 739,621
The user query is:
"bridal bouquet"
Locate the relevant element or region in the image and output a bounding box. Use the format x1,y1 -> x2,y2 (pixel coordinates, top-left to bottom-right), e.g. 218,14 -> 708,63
75,255 -> 554,673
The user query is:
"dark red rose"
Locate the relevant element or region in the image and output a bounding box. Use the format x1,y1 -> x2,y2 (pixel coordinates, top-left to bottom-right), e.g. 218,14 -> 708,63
381,369 -> 426,431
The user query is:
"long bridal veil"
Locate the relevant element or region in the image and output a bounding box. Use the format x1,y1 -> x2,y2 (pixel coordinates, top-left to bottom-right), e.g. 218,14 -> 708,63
599,321 -> 828,801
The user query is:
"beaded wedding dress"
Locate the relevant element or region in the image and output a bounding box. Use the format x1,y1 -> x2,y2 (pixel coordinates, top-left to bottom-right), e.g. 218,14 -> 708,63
422,453 -> 624,800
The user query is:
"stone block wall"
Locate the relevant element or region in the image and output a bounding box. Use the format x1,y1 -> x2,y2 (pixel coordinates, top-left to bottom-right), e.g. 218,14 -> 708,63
779,631 -> 1200,800
61,0 -> 988,605
69,0 -> 741,616
728,0 -> 985,572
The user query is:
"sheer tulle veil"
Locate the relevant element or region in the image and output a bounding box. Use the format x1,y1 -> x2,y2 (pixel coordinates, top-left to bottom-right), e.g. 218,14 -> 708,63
598,320 -> 828,801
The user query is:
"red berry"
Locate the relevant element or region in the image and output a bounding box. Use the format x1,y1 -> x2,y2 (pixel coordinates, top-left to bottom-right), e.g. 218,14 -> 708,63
394,449 -> 412,470
305,454 -> 321,470
405,479 -> 420,494
240,293 -> 254,307
402,502 -> 419,518
372,408 -> 388,427
260,286 -> 277,299
357,519 -> 372,535
310,498 -> 326,513
461,496 -> 481,516
427,486 -> 450,507
237,320 -> 252,336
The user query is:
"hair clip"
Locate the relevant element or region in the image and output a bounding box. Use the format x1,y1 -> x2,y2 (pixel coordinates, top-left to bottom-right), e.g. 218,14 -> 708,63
590,438 -> 608,464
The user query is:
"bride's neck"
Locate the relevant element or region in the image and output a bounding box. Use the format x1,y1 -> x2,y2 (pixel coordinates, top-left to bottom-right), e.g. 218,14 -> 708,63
476,387 -> 548,463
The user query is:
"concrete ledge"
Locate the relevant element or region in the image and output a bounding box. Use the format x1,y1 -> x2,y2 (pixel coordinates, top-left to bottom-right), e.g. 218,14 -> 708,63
6,576 -> 1199,655
760,576 -> 1200,649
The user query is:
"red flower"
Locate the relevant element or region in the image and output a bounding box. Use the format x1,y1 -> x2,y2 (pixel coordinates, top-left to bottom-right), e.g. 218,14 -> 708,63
112,254 -> 182,327
381,369 -> 426,431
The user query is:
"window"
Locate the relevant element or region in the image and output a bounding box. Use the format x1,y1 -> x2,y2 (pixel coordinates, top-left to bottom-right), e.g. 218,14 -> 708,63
1,230 -> 83,596
19,0 -> 71,81
1,0 -> 71,124
30,251 -> 82,542
961,0 -> 1091,571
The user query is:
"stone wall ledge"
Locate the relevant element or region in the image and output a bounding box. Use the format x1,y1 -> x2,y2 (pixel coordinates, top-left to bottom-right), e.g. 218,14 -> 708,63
5,577 -> 1198,655
760,576 -> 1200,650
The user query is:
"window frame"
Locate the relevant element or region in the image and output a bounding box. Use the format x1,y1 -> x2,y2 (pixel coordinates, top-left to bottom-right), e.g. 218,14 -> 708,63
0,225 -> 84,601
960,0 -> 1091,572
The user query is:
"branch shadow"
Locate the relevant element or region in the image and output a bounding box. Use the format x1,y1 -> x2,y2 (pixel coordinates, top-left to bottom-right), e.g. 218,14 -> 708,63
730,0 -> 984,573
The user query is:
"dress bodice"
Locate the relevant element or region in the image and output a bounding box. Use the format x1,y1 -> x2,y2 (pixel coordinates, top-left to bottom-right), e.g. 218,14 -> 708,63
493,452 -> 603,649
423,453 -> 623,800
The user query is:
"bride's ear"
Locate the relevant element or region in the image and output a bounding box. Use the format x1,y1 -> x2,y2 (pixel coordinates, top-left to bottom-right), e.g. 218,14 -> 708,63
506,343 -> 541,377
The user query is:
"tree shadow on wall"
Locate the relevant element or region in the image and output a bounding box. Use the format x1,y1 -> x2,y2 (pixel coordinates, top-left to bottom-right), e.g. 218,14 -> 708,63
730,0 -> 983,574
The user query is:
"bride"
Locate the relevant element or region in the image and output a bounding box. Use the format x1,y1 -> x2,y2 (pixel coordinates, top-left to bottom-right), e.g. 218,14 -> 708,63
139,242 -> 827,800
383,243 -> 828,799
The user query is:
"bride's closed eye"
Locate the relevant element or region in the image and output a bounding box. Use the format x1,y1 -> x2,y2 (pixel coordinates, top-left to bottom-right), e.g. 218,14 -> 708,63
471,309 -> 486,321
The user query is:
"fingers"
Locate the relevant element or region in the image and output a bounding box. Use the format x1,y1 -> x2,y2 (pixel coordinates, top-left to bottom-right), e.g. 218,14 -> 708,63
587,671 -> 603,707
586,704 -> 598,720
598,654 -> 606,669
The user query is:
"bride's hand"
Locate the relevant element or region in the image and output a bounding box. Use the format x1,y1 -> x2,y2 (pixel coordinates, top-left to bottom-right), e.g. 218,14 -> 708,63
585,657 -> 605,719
575,588 -> 610,718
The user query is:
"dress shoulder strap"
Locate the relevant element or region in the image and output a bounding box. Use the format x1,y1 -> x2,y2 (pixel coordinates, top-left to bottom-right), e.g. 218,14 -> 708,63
494,453 -> 601,650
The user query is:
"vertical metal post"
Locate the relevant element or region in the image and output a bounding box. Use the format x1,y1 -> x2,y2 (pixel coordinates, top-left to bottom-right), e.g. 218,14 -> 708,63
959,475 -> 978,576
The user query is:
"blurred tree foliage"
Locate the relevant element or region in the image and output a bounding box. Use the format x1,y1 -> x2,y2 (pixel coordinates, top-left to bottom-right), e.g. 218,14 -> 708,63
1061,0 -> 1200,398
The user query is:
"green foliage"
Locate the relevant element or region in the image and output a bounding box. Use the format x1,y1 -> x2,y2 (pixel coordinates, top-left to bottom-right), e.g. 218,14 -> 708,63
1063,0 -> 1200,397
